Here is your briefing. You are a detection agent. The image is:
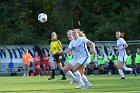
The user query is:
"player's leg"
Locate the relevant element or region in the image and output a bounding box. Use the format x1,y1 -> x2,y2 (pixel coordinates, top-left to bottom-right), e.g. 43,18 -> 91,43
43,64 -> 46,76
46,66 -> 50,76
48,61 -> 57,80
26,65 -> 30,77
73,62 -> 85,88
118,61 -> 125,79
37,64 -> 40,76
79,67 -> 92,88
23,64 -> 27,77
64,63 -> 76,80
34,62 -> 38,75
58,62 -> 66,80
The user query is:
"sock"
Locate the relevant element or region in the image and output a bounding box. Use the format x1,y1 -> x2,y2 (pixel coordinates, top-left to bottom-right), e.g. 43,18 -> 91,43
48,69 -> 50,76
36,69 -> 38,75
66,70 -> 76,79
124,67 -> 133,72
52,69 -> 55,78
44,67 -> 46,75
82,74 -> 91,85
37,69 -> 40,75
74,71 -> 84,84
60,70 -> 66,78
118,69 -> 124,77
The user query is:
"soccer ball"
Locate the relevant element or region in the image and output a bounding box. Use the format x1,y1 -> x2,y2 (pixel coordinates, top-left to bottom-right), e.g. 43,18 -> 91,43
38,13 -> 47,23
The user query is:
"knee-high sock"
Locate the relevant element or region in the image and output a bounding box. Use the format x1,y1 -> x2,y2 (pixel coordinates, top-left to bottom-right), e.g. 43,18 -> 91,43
35,69 -> 38,75
52,69 -> 55,78
37,69 -> 40,75
60,69 -> 66,78
66,70 -> 76,79
124,67 -> 132,72
44,66 -> 46,75
82,74 -> 91,85
118,69 -> 124,77
74,71 -> 84,84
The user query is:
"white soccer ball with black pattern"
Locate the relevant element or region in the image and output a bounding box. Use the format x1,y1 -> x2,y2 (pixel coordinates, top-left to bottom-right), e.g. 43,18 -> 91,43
38,13 -> 47,23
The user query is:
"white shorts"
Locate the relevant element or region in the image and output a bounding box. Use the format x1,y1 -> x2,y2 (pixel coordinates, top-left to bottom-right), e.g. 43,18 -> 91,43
118,55 -> 127,62
69,57 -> 90,67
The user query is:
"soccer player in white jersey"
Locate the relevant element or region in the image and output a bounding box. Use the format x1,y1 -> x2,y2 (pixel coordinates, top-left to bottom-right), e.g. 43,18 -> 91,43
115,31 -> 133,79
60,29 -> 96,88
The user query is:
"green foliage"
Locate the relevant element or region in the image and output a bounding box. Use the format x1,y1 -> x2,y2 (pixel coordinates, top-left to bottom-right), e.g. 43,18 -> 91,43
0,0 -> 140,44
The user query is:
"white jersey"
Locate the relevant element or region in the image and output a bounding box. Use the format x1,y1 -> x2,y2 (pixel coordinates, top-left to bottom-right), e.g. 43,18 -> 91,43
117,38 -> 127,61
68,37 -> 90,60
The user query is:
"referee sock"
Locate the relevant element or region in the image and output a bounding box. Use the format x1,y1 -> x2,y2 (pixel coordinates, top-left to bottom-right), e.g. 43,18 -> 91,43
118,69 -> 124,77
60,70 -> 66,78
52,69 -> 55,78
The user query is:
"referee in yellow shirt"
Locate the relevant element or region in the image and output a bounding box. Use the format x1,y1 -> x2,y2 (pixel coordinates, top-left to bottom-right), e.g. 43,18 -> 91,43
48,32 -> 66,80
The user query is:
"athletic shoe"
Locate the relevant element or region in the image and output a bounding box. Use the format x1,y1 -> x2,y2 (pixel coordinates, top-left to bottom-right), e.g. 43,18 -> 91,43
48,77 -> 55,80
61,77 -> 66,80
70,78 -> 77,85
85,83 -> 92,88
23,74 -> 26,77
75,82 -> 85,89
121,77 -> 125,79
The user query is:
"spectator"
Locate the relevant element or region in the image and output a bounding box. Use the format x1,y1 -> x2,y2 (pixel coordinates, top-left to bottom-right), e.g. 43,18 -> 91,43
88,53 -> 95,76
34,52 -> 41,76
97,51 -> 105,74
135,48 -> 140,75
22,49 -> 33,77
43,52 -> 50,76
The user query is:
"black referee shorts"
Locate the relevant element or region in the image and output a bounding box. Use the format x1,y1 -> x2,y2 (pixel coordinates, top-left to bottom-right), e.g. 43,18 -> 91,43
53,53 -> 61,63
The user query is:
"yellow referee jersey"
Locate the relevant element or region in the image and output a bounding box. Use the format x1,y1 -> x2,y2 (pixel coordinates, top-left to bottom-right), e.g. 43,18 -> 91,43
50,40 -> 62,54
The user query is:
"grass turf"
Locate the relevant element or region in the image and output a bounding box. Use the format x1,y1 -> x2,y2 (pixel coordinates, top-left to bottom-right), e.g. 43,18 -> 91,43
0,75 -> 140,93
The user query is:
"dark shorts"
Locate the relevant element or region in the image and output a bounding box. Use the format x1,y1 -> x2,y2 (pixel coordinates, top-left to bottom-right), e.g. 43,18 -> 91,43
53,53 -> 60,63
90,62 -> 94,64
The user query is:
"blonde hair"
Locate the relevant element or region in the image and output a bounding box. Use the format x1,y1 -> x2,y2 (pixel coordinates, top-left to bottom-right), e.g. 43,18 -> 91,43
73,29 -> 86,37
116,31 -> 124,38
67,30 -> 72,34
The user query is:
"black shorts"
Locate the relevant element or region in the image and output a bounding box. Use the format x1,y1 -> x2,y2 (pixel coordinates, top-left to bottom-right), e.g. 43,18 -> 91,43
53,53 -> 60,63
90,62 -> 94,64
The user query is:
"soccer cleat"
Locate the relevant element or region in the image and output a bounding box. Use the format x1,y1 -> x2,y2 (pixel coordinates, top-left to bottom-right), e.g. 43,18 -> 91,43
75,83 -> 85,89
61,77 -> 66,80
121,77 -> 125,79
85,83 -> 92,89
70,78 -> 77,85
48,77 -> 55,80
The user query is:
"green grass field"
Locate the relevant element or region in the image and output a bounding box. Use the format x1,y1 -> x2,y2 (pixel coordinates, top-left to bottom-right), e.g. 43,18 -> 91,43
0,75 -> 140,93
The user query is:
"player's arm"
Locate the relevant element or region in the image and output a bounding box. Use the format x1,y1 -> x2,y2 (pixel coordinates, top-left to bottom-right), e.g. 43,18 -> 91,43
49,42 -> 53,55
30,54 -> 33,60
121,44 -> 128,50
59,48 -> 71,55
120,39 -> 128,51
87,40 -> 96,56
57,40 -> 63,52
